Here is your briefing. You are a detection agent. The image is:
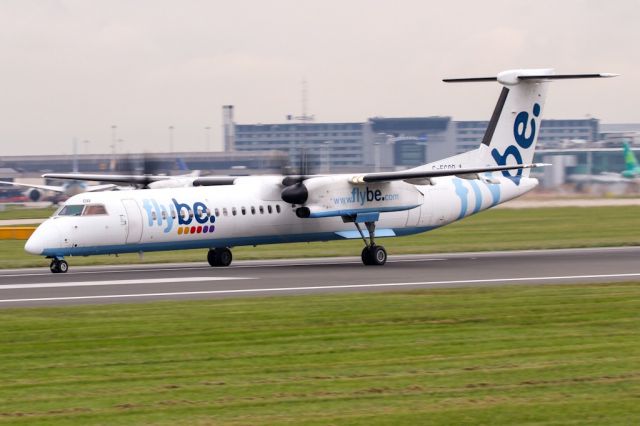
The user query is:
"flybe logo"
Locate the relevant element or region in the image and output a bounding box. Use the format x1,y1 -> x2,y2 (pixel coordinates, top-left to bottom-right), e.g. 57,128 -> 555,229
141,198 -> 216,235
331,187 -> 400,206
491,103 -> 541,185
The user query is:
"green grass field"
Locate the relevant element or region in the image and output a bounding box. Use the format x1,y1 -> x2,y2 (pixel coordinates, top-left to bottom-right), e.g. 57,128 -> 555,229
0,206 -> 638,269
1,282 -> 639,425
0,206 -> 55,220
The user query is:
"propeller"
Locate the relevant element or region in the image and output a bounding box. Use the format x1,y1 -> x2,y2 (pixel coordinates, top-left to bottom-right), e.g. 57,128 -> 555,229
280,148 -> 311,205
118,154 -> 163,189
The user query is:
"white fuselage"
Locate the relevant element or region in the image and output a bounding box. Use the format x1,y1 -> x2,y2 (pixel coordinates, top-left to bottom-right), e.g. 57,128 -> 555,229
25,174 -> 538,258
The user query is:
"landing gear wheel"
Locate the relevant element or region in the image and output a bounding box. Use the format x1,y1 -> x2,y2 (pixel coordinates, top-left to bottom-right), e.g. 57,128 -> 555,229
207,248 -> 233,267
207,249 -> 217,267
215,248 -> 233,267
361,245 -> 387,266
49,259 -> 68,273
361,247 -> 373,265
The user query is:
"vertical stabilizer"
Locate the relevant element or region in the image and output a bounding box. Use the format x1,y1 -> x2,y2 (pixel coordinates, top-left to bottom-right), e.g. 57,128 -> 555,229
623,142 -> 639,171
444,69 -> 618,184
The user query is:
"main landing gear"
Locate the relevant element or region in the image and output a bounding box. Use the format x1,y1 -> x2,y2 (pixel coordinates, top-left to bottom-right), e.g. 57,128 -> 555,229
355,221 -> 387,266
207,247 -> 233,267
49,258 -> 68,273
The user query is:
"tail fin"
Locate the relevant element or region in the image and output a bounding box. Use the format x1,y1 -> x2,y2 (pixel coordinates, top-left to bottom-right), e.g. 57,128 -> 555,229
445,69 -> 617,184
623,142 -> 638,171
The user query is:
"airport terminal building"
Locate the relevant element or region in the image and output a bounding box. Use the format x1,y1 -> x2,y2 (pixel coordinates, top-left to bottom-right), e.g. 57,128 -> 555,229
229,107 -> 604,172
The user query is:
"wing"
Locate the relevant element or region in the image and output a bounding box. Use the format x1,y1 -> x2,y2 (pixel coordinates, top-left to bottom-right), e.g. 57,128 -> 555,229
42,173 -> 172,185
350,163 -> 548,184
0,180 -> 65,193
42,172 -> 235,187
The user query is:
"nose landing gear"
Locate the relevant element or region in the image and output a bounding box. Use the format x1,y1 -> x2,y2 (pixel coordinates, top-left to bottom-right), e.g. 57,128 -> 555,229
355,221 -> 387,266
49,259 -> 68,273
207,248 -> 233,267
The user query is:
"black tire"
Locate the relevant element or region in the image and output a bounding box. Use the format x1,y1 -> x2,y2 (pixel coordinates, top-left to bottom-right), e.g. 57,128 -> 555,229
208,248 -> 233,267
50,260 -> 60,273
216,248 -> 233,267
207,249 -> 217,267
369,246 -> 387,266
58,260 -> 69,273
361,247 -> 373,266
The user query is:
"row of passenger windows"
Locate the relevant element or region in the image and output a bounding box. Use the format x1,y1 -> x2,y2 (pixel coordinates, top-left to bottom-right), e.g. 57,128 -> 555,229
217,204 -> 282,217
147,204 -> 284,221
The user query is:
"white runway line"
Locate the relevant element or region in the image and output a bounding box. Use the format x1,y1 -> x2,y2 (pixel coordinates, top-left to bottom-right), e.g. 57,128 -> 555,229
0,277 -> 253,290
1,272 -> 639,304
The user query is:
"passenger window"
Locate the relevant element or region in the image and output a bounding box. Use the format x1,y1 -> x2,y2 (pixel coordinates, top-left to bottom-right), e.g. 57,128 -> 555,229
58,205 -> 84,216
259,206 -> 264,214
232,207 -> 237,216
197,207 -> 206,219
171,209 -> 176,219
251,206 -> 256,215
241,207 -> 246,215
223,207 -> 228,216
214,208 -> 220,217
83,204 -> 108,215
151,211 -> 157,221
161,210 -> 167,220
276,204 -> 281,214
267,205 -> 272,214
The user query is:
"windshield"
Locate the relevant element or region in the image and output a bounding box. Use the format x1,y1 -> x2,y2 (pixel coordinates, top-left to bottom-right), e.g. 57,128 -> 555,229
57,205 -> 84,216
83,204 -> 107,215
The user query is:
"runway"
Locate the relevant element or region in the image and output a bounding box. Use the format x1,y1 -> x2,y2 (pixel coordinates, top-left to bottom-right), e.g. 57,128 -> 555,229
1,246 -> 639,308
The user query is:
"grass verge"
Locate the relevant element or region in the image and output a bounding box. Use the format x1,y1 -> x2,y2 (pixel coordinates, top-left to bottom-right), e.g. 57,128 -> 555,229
0,206 -> 638,269
0,282 -> 639,424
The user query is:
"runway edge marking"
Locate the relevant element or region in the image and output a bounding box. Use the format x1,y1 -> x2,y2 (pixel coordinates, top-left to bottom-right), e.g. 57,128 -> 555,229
1,272 -> 639,304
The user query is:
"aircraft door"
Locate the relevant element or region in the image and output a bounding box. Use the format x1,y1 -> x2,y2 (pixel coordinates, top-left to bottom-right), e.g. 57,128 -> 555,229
121,199 -> 143,244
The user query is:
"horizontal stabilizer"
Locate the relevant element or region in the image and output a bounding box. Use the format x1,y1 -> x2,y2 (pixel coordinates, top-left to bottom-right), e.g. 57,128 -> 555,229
444,70 -> 618,85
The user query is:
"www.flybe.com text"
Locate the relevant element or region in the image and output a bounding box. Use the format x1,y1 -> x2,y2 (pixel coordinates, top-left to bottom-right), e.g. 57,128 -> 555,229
331,187 -> 399,206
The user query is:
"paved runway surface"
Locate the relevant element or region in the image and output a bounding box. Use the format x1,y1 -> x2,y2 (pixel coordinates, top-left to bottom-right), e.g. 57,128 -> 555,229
0,246 -> 639,308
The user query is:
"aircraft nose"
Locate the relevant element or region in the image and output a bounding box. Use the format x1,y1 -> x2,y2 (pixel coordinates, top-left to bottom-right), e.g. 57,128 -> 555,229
24,221 -> 61,255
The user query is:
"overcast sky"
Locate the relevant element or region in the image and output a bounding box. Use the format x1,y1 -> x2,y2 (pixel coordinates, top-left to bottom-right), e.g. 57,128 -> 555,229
1,0 -> 638,155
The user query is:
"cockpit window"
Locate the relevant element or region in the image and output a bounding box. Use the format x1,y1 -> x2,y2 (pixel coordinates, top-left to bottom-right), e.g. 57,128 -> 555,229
58,205 -> 85,216
83,204 -> 108,215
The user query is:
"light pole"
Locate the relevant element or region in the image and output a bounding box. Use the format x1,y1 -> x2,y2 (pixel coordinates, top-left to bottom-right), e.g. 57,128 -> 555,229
205,126 -> 211,151
110,125 -> 118,154
168,126 -> 174,153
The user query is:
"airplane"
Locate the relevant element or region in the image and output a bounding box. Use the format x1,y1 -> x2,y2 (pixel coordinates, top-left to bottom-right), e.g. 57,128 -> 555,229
621,142 -> 640,178
24,68 -> 616,273
0,158 -> 201,201
569,142 -> 640,184
0,178 -> 117,202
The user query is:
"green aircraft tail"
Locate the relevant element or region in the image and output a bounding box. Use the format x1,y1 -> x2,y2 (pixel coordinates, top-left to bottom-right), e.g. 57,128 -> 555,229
623,142 -> 639,170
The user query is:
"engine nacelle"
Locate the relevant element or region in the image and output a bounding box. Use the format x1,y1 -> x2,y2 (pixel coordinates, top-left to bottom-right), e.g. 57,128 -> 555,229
27,188 -> 42,202
293,176 -> 423,218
